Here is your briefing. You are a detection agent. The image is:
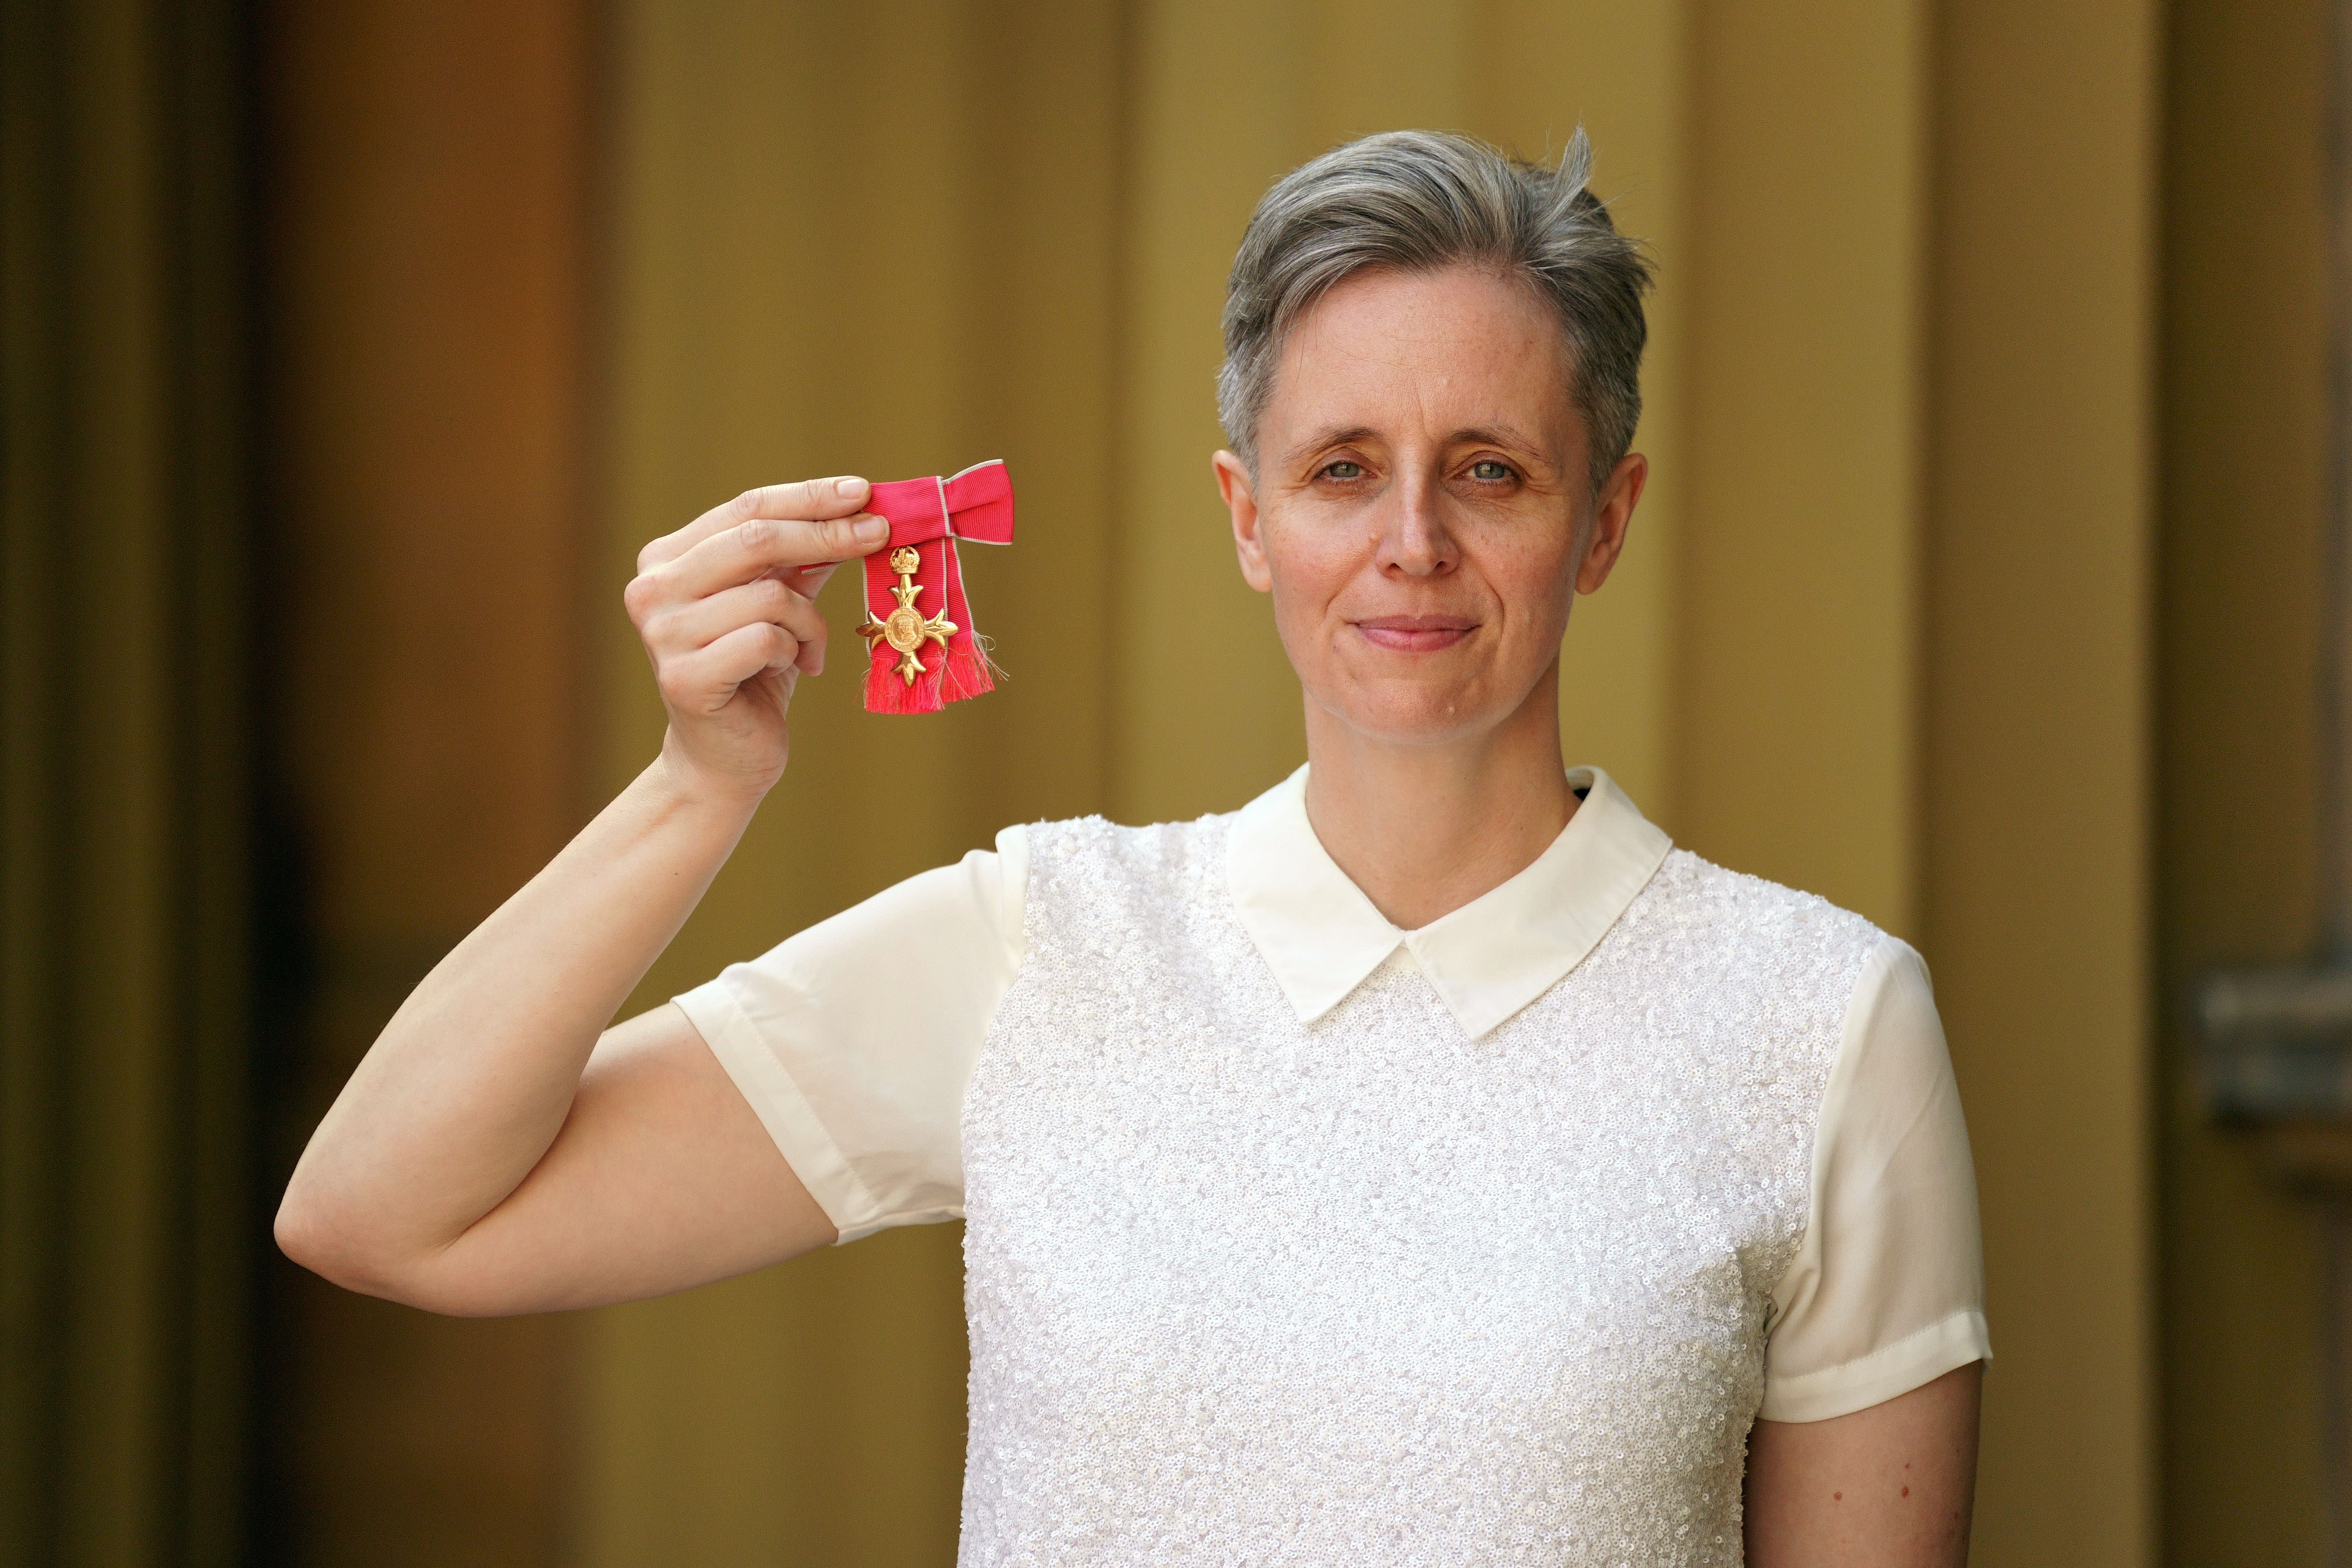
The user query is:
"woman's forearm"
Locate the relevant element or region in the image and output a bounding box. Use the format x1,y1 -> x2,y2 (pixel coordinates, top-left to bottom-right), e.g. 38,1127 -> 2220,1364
275,753 -> 761,1292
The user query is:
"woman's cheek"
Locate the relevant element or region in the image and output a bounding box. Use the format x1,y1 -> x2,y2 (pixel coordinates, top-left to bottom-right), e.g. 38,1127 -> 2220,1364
1490,546 -> 1579,631
1267,538 -> 1356,617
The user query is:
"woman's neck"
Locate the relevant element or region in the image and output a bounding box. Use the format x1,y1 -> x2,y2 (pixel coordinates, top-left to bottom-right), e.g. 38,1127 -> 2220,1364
1300,675 -> 1578,930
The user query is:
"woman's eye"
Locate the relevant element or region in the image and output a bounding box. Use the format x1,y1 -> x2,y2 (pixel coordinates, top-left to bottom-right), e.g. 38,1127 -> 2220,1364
1322,460 -> 1364,480
1470,459 -> 1514,482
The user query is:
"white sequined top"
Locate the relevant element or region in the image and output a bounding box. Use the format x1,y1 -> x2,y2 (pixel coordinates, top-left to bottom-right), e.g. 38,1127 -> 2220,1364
677,767 -> 1991,1564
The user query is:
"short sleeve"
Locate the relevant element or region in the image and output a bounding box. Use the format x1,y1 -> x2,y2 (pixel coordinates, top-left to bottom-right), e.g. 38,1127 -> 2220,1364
671,824 -> 1028,1243
1759,934 -> 1992,1421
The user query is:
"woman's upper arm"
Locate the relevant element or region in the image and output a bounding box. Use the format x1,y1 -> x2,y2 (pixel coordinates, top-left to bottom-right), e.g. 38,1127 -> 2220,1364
400,830 -> 1026,1316
400,1003 -> 836,1316
1746,1362 -> 1982,1566
1745,936 -> 1990,1561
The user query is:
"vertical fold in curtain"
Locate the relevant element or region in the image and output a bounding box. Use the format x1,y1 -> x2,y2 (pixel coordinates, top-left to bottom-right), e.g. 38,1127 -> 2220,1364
0,0 -> 259,1562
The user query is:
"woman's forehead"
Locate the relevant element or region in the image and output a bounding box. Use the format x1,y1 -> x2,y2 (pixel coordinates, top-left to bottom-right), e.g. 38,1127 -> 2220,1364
1269,267 -> 1579,448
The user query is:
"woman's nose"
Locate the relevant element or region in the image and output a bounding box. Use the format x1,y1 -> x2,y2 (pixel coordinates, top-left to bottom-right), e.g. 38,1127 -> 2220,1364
1376,474 -> 1458,576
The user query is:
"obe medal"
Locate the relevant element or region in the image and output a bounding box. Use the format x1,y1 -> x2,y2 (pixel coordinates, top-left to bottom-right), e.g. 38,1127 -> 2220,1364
858,546 -> 959,687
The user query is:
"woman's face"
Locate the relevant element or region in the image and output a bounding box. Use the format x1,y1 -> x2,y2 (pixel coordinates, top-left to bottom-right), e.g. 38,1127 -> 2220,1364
1215,264 -> 1643,752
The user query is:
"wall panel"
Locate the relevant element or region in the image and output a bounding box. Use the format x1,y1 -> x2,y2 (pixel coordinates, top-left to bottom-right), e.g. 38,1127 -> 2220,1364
1678,0 -> 1926,934
2157,0 -> 2330,1558
1925,0 -> 2160,1559
259,0 -> 595,1562
2,0 -> 260,1560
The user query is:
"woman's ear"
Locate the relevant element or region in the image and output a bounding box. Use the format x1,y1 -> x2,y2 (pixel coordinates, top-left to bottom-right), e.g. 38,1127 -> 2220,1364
1575,451 -> 1647,596
1214,449 -> 1273,593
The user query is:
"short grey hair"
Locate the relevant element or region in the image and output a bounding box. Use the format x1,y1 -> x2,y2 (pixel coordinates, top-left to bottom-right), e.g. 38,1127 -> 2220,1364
1217,128 -> 1652,494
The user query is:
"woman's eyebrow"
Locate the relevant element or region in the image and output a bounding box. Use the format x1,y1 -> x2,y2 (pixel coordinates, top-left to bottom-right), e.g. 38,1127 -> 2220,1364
1280,425 -> 1378,466
1450,422 -> 1544,453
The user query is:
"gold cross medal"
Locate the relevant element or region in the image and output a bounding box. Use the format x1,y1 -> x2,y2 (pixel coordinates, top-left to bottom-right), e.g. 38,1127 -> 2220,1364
853,463 -> 1015,715
858,546 -> 957,686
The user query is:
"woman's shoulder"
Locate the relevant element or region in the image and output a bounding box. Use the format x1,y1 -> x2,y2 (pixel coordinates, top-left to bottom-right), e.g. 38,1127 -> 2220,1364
1628,846 -> 1892,988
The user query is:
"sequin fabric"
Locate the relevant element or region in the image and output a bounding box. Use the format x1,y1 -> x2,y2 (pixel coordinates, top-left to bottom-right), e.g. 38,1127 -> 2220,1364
959,812 -> 1882,1566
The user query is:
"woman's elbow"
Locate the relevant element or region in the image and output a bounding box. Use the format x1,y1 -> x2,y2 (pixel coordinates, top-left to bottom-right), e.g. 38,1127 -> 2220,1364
274,1180 -> 381,1294
273,1181 -> 467,1312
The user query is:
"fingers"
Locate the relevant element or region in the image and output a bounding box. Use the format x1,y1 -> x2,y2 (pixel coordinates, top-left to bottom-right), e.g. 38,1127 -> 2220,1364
624,477 -> 883,722
639,476 -> 873,572
657,622 -> 799,717
660,511 -> 889,603
624,513 -> 879,650
655,576 -> 832,676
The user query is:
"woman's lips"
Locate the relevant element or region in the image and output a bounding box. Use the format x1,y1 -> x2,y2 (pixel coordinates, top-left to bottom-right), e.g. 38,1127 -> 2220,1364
1354,615 -> 1476,652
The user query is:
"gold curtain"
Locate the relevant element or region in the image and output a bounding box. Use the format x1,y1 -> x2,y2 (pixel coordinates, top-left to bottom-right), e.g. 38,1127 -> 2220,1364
0,0 -> 258,1563
251,2 -> 596,1563
583,0 -> 2160,1561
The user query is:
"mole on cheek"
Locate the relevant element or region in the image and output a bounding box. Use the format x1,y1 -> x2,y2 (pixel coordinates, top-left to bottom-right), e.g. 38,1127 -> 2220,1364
1832,1492 -> 1842,1503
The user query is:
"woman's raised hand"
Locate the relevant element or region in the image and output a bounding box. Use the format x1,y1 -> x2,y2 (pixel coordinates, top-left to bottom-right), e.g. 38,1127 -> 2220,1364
625,476 -> 887,798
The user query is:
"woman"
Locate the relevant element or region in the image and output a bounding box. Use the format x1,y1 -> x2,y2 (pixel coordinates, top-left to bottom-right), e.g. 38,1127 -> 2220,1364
279,129 -> 1990,1564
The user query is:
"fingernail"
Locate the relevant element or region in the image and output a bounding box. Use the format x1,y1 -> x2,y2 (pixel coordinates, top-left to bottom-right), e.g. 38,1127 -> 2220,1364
855,516 -> 888,541
834,476 -> 868,499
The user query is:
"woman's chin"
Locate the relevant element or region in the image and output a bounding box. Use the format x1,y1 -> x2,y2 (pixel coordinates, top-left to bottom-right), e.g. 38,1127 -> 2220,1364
1310,686 -> 1514,750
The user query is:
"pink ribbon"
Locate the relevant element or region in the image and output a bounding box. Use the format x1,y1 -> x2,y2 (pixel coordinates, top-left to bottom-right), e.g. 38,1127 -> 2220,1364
857,460 -> 1014,713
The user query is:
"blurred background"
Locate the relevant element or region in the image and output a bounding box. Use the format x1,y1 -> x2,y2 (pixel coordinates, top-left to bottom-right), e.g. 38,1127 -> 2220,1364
0,0 -> 2320,1562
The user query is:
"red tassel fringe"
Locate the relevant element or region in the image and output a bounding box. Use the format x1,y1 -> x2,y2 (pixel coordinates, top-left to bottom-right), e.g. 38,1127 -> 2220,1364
862,636 -> 1001,715
864,657 -> 931,713
940,639 -> 997,704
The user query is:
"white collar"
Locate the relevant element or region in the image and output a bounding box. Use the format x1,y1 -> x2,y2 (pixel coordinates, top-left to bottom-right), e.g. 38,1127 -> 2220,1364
1224,764 -> 1672,1040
